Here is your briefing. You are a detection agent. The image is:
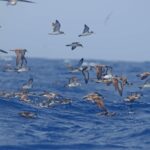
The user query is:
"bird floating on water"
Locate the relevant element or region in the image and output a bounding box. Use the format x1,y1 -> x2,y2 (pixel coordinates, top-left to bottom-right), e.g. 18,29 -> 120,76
124,92 -> 142,102
0,0 -> 35,5
19,111 -> 37,119
49,20 -> 64,35
78,24 -> 94,37
66,42 -> 83,50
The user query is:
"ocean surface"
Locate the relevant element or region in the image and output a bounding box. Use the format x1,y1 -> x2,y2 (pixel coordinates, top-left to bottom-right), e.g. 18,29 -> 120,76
0,58 -> 150,150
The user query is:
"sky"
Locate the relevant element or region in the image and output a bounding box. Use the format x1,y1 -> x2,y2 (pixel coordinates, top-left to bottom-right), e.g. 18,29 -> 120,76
0,0 -> 150,61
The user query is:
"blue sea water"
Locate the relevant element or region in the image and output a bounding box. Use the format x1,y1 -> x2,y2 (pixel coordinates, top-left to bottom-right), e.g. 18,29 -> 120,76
0,58 -> 150,150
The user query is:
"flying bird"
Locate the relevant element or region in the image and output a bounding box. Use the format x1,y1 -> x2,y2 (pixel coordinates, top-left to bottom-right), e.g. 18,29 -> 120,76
0,0 -> 35,5
10,48 -> 27,68
66,42 -> 83,50
83,92 -> 108,114
49,20 -> 64,35
112,77 -> 123,96
137,72 -> 150,80
66,58 -> 84,72
78,24 -> 94,37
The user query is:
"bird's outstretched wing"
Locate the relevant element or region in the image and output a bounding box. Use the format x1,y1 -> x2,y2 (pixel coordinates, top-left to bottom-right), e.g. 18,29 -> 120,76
83,24 -> 89,33
71,46 -> 76,50
82,66 -> 89,84
0,49 -> 8,54
53,20 -> 61,32
76,58 -> 84,68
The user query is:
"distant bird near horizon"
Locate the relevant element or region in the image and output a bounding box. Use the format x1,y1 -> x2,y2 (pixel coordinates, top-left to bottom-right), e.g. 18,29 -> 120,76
0,0 -> 35,5
10,48 -> 27,68
66,42 -> 83,50
0,49 -> 8,54
78,24 -> 94,37
49,20 -> 64,35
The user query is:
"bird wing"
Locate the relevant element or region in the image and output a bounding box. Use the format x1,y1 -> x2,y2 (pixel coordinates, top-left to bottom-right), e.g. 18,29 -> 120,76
18,0 -> 35,3
83,24 -> 89,33
82,66 -> 89,84
53,20 -> 61,32
0,49 -> 8,54
112,78 -> 123,96
71,46 -> 76,50
76,58 -> 84,68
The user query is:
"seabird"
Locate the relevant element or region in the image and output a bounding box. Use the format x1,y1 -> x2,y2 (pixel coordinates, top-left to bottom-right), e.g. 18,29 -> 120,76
66,42 -> 83,50
83,92 -> 108,114
0,0 -> 35,5
19,111 -> 37,119
66,58 -> 84,72
112,77 -> 123,96
124,92 -> 142,102
49,20 -> 64,35
137,72 -> 150,80
78,24 -> 94,37
10,48 -> 27,68
39,91 -> 71,108
91,64 -> 112,80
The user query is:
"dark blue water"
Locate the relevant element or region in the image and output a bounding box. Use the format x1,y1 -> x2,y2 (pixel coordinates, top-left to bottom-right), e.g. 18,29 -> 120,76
0,58 -> 150,150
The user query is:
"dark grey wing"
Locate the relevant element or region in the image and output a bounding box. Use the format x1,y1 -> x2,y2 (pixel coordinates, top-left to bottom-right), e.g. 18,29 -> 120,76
118,80 -> 123,96
76,58 -> 84,68
18,0 -> 35,3
82,66 -> 89,84
53,20 -> 61,32
83,24 -> 89,33
72,46 -> 76,50
0,49 -> 8,54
